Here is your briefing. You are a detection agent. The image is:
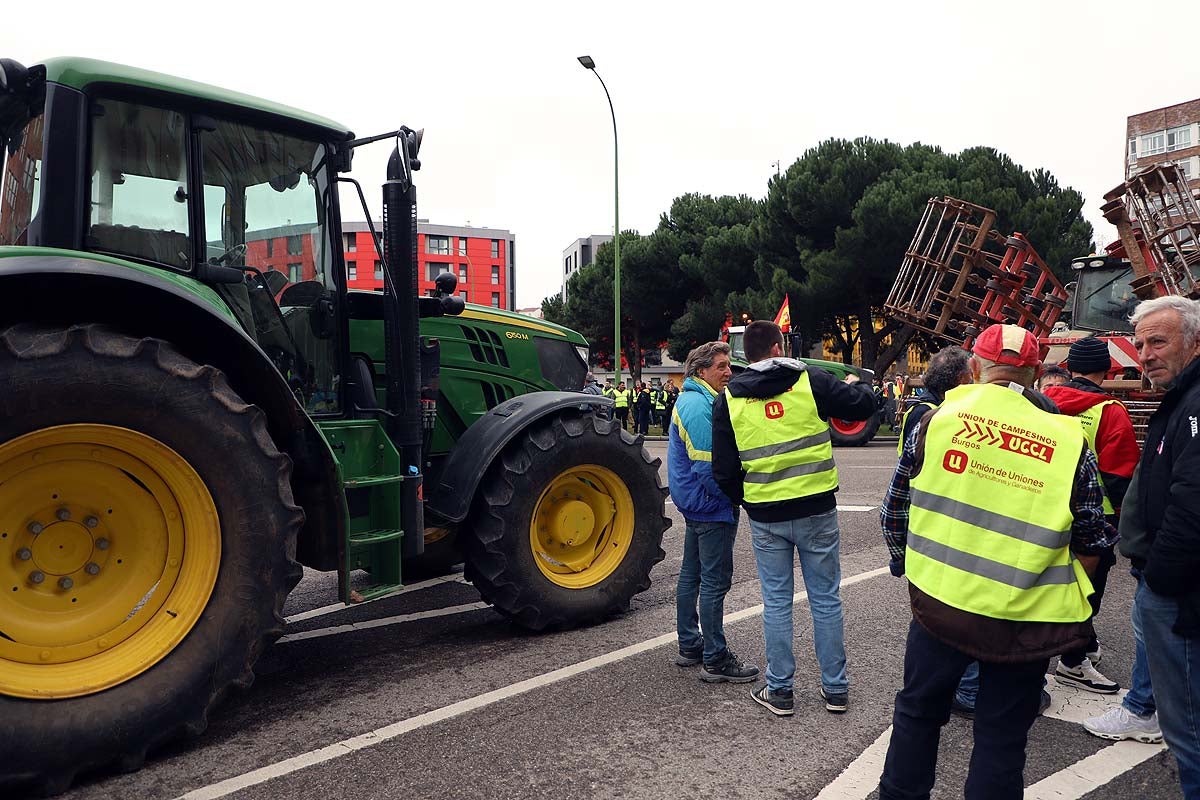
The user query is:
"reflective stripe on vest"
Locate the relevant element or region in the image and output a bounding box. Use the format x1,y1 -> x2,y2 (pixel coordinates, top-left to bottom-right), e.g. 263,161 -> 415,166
906,383 -> 1093,623
726,370 -> 837,503
1076,399 -> 1120,516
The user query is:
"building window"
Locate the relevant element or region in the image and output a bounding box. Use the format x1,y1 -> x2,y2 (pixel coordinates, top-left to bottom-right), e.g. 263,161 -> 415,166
426,262 -> 451,281
459,263 -> 468,283
458,237 -> 467,256
344,232 -> 356,252
491,292 -> 501,308
347,260 -> 357,281
374,260 -> 383,279
427,235 -> 450,255
1141,131 -> 1166,157
1178,160 -> 1193,180
491,239 -> 500,258
1167,125 -> 1192,152
491,265 -> 500,284
287,235 -> 304,256
287,263 -> 302,282
266,238 -> 275,256
460,290 -> 468,304
1129,138 -> 1137,158
374,233 -> 384,253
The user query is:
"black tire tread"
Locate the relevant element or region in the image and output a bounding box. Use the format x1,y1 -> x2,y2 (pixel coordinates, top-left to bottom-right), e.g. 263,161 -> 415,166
0,324 -> 303,796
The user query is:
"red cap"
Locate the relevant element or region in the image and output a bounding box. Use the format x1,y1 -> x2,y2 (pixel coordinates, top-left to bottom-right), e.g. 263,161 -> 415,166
972,324 -> 1040,367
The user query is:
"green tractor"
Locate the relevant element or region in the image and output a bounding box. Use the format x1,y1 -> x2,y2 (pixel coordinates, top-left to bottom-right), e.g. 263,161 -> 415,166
723,326 -> 881,446
0,57 -> 669,793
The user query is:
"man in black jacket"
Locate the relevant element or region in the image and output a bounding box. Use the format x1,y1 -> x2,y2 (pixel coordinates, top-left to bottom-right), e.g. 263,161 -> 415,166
1124,296 -> 1200,798
712,321 -> 876,716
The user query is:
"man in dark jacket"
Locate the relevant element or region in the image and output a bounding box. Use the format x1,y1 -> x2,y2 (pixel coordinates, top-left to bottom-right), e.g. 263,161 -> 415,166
669,342 -> 758,683
1122,296 -> 1200,798
634,382 -> 653,435
1042,336 -> 1140,695
712,320 -> 876,717
878,324 -> 1115,799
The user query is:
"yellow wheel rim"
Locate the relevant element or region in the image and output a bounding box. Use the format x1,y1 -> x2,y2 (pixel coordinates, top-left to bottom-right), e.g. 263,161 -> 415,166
528,464 -> 634,589
0,424 -> 220,699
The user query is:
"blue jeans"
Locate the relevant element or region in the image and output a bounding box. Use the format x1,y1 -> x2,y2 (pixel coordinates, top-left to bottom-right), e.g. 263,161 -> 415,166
1123,571 -> 1156,717
676,519 -> 737,664
1136,579 -> 1200,797
957,662 -> 980,708
750,509 -> 846,695
880,619 -> 1048,800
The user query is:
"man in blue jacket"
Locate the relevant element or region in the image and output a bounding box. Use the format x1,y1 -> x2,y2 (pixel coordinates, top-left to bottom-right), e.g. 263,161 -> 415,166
670,341 -> 759,683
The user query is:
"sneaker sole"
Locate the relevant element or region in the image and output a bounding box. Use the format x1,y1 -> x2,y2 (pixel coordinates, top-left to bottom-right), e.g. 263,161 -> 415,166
1083,726 -> 1163,744
751,691 -> 794,716
1054,674 -> 1119,694
825,703 -> 848,714
701,670 -> 759,684
675,656 -> 702,667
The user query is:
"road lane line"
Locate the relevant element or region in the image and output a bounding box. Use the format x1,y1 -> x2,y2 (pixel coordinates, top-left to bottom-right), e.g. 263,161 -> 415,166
1024,740 -> 1166,799
836,505 -> 876,512
176,565 -> 890,800
284,574 -> 469,624
814,725 -> 892,799
277,603 -> 490,644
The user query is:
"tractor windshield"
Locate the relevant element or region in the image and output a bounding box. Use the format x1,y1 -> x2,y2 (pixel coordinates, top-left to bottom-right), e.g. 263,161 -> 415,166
1072,264 -> 1137,333
0,106 -> 43,246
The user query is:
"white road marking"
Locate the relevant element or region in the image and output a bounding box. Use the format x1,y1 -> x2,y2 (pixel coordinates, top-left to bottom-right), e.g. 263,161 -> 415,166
175,566 -> 889,800
836,505 -> 876,512
811,677 -> 1164,800
283,574 -> 469,624
277,603 -> 490,644
815,725 -> 893,799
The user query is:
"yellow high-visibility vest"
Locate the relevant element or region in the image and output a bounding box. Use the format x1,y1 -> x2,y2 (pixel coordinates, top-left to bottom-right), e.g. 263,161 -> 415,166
726,370 -> 837,504
1076,399 -> 1121,516
907,383 -> 1094,623
614,391 -> 629,409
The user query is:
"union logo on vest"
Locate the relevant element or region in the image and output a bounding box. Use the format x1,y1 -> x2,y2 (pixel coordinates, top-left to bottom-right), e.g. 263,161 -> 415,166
764,401 -> 785,419
942,449 -> 968,474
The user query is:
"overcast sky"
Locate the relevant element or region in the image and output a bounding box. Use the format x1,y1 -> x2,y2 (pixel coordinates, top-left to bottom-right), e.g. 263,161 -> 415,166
6,0 -> 1199,308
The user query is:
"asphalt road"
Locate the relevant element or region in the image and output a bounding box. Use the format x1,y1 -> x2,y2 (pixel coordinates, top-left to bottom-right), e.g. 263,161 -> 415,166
55,435 -> 1184,800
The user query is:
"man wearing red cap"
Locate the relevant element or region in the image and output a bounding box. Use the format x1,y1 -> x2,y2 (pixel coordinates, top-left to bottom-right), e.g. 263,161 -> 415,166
878,323 -> 1116,799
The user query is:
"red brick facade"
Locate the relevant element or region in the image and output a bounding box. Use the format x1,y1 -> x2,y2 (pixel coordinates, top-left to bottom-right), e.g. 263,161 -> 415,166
1126,99 -> 1200,196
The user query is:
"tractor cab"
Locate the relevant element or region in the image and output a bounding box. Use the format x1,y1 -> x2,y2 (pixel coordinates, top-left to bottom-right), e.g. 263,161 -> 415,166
1068,254 -> 1138,334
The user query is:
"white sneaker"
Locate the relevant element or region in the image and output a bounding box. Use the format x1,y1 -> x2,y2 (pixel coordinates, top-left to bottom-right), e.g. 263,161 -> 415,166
1086,641 -> 1102,665
1082,705 -> 1163,743
1055,657 -> 1119,694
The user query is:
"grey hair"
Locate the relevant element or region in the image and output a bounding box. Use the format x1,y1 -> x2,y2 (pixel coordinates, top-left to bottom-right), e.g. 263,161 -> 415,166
684,341 -> 732,377
1130,296 -> 1200,343
973,355 -> 1037,388
923,346 -> 972,399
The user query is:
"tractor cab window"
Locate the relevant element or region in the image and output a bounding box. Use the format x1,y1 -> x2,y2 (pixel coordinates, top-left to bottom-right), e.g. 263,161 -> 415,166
87,101 -> 190,267
200,120 -> 341,414
1072,264 -> 1137,333
0,108 -> 43,246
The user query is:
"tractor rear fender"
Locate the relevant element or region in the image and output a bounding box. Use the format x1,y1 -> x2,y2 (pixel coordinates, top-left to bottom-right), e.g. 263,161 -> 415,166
0,253 -> 346,570
427,391 -> 614,524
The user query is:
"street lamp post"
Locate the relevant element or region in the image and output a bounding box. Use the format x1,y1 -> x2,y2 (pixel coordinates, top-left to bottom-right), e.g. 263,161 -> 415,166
577,55 -> 621,389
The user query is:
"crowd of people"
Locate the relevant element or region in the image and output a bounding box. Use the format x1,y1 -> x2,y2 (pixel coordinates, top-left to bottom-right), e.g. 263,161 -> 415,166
655,296 -> 1200,799
583,374 -> 680,435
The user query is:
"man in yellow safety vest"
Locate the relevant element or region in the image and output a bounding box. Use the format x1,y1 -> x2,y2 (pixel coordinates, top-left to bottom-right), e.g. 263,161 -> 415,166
712,320 -> 877,717
613,381 -> 630,430
877,323 -> 1116,799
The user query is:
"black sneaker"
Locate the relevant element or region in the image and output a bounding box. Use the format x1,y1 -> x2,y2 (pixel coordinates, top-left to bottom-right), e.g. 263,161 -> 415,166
674,648 -> 703,667
822,688 -> 849,714
751,685 -> 794,716
700,650 -> 760,683
950,698 -> 975,719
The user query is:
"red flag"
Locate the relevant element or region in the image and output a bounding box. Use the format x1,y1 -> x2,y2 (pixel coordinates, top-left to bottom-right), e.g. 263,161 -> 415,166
773,295 -> 791,333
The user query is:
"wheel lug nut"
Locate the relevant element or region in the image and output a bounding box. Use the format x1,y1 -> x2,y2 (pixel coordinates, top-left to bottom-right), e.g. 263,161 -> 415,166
84,562 -> 101,575
29,571 -> 45,585
27,521 -> 43,535
56,508 -> 71,521
16,547 -> 32,561
58,577 -> 73,590
95,538 -> 110,551
84,516 -> 99,528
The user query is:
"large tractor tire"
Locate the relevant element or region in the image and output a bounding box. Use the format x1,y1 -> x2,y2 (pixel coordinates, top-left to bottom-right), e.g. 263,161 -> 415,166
0,325 -> 303,795
828,412 -> 881,447
464,412 -> 669,630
